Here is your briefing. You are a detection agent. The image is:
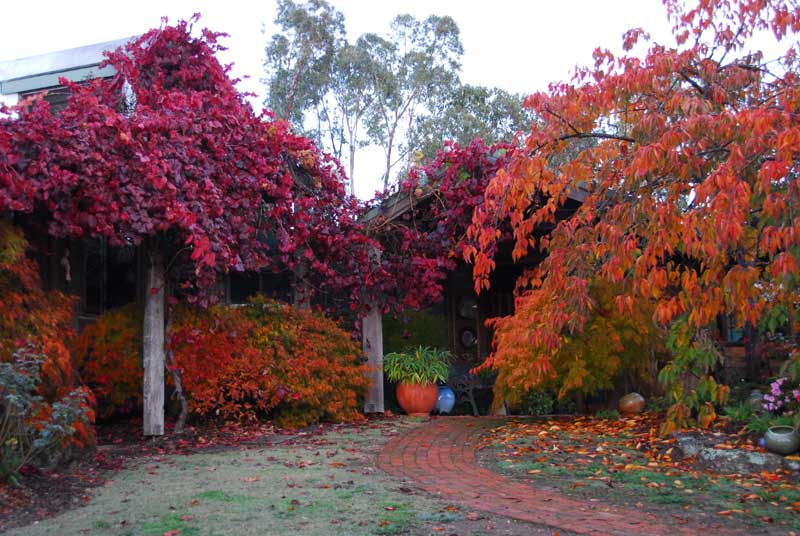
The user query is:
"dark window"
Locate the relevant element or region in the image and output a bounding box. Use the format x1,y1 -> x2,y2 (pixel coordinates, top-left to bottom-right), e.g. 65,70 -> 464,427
20,86 -> 71,114
229,272 -> 261,304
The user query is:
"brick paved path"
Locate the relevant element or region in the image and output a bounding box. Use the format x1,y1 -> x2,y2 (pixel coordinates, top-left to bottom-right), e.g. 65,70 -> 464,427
378,417 -> 727,536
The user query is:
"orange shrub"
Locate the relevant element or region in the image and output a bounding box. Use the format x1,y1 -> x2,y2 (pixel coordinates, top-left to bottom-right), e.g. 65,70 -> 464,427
0,223 -> 95,447
243,296 -> 369,428
70,304 -> 142,419
171,304 -> 277,420
76,295 -> 368,428
173,296 -> 368,428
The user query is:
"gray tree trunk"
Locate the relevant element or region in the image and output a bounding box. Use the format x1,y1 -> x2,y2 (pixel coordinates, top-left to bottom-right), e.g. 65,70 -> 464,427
348,142 -> 356,196
143,249 -> 165,436
362,247 -> 383,413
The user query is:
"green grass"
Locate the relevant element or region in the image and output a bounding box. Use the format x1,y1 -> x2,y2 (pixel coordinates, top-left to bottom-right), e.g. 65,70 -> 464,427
4,419 -> 491,536
195,490 -> 258,504
141,513 -> 200,536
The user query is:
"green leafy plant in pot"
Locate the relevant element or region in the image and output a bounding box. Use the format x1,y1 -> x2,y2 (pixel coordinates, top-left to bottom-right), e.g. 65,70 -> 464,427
384,346 -> 450,416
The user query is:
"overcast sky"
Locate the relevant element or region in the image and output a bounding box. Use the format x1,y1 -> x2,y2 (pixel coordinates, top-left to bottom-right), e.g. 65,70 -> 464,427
0,0 -> 716,197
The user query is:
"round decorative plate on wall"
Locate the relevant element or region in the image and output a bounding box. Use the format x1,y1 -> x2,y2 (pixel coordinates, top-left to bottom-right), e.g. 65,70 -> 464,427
457,296 -> 477,319
460,327 -> 477,348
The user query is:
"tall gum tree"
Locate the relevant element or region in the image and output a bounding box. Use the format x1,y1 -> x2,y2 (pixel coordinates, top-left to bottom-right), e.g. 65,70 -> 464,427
467,0 -> 800,431
360,14 -> 463,188
0,18 -> 296,435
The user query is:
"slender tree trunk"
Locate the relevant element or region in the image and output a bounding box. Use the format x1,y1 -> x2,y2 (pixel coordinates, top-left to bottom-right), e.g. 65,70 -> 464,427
165,308 -> 188,433
349,142 -> 356,196
285,53 -> 308,121
292,260 -> 311,309
575,391 -> 586,414
383,128 -> 395,189
143,247 -> 165,436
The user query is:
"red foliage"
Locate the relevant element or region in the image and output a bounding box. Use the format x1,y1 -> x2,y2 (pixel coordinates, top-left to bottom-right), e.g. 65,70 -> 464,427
368,139 -> 514,311
0,17 -> 295,296
0,16 -> 427,318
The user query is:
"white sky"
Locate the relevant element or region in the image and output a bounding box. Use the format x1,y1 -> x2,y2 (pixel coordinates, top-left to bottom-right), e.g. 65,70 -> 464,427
0,0 -> 779,198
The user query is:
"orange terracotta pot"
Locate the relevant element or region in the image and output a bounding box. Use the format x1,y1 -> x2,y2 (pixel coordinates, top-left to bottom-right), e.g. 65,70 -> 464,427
396,382 -> 439,417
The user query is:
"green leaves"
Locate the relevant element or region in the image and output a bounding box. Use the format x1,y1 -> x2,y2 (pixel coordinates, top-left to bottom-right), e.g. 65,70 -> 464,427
658,318 -> 729,433
383,346 -> 450,385
1,346 -> 91,484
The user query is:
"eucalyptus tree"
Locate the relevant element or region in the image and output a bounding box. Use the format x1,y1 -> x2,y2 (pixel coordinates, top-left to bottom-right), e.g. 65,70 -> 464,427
410,84 -> 534,161
360,14 -> 463,188
263,0 -> 345,128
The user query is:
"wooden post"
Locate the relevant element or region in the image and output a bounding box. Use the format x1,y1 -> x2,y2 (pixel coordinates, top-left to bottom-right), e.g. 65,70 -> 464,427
363,303 -> 384,414
292,260 -> 311,309
362,246 -> 383,414
142,248 -> 165,436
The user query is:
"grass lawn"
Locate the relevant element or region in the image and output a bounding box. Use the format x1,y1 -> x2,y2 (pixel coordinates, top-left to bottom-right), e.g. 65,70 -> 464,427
3,418 -> 545,536
477,414 -> 800,535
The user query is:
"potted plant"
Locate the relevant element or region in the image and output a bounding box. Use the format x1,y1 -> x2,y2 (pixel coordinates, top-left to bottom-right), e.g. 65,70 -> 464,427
384,346 -> 450,416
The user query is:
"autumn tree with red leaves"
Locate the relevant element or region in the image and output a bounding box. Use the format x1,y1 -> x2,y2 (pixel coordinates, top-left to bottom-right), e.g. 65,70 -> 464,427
468,0 -> 800,431
366,139 -> 514,312
0,18 -> 301,435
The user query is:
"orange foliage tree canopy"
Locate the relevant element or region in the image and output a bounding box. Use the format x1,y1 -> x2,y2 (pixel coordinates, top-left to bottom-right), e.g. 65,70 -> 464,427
468,0 -> 800,423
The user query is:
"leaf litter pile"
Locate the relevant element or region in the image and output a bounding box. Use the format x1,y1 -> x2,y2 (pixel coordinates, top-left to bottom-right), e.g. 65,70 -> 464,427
478,414 -> 800,533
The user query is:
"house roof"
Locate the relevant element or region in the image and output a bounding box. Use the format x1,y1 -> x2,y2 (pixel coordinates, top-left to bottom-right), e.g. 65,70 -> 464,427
361,186 -> 435,224
0,37 -> 133,95
362,181 -> 586,226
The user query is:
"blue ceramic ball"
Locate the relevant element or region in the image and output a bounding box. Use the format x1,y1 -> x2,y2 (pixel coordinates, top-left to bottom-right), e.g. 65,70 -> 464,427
436,385 -> 456,414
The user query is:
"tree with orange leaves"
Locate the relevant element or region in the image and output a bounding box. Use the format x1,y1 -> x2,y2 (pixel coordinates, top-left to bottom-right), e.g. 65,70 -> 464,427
468,0 -> 800,431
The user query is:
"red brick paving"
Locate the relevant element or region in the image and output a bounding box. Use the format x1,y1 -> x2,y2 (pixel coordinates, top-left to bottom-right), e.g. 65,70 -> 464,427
378,417 -> 733,536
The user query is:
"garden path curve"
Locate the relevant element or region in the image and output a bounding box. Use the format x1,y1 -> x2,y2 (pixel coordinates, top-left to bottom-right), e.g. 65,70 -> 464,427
378,416 -> 735,536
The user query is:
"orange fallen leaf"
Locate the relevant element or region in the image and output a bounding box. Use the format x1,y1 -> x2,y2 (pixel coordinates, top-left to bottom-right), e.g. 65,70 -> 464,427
623,464 -> 647,471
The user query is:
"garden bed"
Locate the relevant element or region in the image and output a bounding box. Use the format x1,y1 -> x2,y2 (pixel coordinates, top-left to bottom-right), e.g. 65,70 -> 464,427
476,414 -> 800,534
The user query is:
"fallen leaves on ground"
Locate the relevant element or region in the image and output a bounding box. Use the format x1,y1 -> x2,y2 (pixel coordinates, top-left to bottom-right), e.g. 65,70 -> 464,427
479,413 -> 800,530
